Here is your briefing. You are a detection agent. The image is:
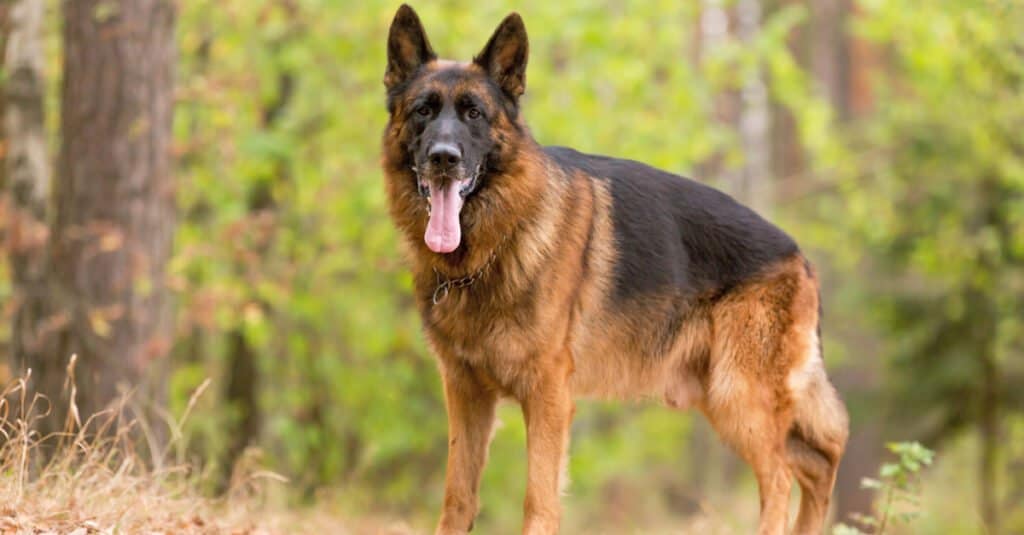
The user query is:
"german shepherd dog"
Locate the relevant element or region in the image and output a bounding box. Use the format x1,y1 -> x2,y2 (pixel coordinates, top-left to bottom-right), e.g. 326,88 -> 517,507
381,5 -> 848,534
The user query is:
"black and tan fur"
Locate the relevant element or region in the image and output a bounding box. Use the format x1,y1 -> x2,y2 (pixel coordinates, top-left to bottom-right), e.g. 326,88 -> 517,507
381,5 -> 849,534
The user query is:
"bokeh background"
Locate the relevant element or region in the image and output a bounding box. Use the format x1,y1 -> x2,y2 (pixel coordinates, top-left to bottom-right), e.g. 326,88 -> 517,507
2,1 -> 1023,533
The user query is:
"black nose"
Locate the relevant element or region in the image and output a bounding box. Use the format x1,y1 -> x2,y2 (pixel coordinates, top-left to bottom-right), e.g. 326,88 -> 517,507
428,143 -> 462,169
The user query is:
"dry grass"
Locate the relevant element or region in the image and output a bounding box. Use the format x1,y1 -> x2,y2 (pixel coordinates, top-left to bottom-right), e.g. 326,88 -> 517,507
0,356 -> 777,534
0,357 -> 415,535
0,357 -> 775,535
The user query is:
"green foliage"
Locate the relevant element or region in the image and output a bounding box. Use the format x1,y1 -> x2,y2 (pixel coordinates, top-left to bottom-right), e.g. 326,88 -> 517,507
809,3 -> 1024,527
834,442 -> 935,535
819,0 -> 1024,455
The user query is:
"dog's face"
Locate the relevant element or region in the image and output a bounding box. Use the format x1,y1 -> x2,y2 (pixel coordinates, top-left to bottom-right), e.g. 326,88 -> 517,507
384,4 -> 528,254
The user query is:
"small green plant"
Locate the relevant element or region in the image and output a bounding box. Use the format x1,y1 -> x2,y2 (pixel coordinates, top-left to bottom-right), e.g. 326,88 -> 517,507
833,441 -> 935,535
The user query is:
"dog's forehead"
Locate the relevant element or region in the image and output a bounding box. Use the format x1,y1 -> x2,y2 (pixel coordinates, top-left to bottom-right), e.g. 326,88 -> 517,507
427,59 -> 471,71
413,61 -> 493,99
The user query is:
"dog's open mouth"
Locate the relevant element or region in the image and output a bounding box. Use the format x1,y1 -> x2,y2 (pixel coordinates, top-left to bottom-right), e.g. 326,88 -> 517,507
416,169 -> 479,199
417,168 -> 480,254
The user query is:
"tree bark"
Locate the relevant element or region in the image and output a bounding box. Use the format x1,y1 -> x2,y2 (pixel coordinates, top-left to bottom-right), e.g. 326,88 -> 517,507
976,180 -> 1007,535
809,0 -> 850,119
220,66 -> 295,487
0,2 -> 7,158
980,343 -> 1000,535
735,0 -> 772,215
832,370 -> 882,527
697,0 -> 738,197
846,2 -> 877,117
3,0 -> 54,403
222,328 -> 260,487
35,0 -> 178,438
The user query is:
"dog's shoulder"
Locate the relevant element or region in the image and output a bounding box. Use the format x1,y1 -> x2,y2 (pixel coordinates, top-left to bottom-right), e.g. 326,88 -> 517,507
542,145 -> 799,301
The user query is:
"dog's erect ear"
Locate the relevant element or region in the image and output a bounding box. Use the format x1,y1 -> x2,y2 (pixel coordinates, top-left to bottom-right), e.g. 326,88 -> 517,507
474,13 -> 529,101
384,5 -> 436,90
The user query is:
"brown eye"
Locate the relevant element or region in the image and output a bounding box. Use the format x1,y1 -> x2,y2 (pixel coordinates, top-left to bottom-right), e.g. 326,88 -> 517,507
467,107 -> 481,120
417,105 -> 431,116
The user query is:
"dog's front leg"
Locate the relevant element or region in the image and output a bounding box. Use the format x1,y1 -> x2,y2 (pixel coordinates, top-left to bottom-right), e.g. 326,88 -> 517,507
436,361 -> 498,535
520,354 -> 574,535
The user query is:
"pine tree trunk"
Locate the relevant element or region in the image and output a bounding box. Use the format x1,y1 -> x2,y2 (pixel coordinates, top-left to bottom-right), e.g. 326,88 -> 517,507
220,68 -> 294,486
979,317 -> 1000,534
698,0 -> 738,196
3,0 -> 54,406
37,0 -> 177,438
976,182 -> 1005,535
735,0 -> 771,215
832,370 -> 882,527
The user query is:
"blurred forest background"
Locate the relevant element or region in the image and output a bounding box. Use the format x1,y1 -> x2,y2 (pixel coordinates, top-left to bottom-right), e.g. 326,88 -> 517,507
1,0 -> 1023,533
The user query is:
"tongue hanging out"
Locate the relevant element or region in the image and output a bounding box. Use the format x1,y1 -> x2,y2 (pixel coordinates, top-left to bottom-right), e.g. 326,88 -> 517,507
424,179 -> 470,253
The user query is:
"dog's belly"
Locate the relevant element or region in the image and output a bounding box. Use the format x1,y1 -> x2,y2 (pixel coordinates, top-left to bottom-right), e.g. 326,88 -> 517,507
567,301 -> 711,406
425,277 -> 710,409
568,339 -> 672,400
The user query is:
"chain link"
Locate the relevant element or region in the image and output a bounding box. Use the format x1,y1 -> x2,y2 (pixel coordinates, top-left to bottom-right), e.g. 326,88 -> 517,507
431,238 -> 506,305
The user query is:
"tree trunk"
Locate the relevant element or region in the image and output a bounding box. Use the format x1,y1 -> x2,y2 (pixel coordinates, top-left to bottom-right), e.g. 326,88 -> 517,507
735,0 -> 772,215
3,0 -> 54,405
220,67 -> 294,487
36,0 -> 177,439
0,3 -> 7,164
976,179 -> 1007,535
832,369 -> 882,527
979,298 -> 1001,534
846,2 -> 877,117
221,328 -> 260,487
697,0 -> 739,195
809,0 -> 850,119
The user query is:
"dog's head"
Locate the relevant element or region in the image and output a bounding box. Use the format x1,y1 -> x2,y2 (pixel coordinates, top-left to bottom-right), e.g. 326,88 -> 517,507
383,4 -> 529,255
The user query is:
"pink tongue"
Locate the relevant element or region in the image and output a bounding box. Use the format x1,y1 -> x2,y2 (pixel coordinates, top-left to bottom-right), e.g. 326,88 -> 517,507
424,182 -> 464,253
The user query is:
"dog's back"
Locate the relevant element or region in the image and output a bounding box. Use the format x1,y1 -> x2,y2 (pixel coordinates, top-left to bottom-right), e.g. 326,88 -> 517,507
545,146 -> 799,299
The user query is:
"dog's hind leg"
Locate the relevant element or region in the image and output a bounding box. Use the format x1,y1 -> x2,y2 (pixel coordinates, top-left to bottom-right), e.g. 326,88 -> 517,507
701,260 -> 822,535
703,258 -> 848,535
786,330 -> 848,535
702,334 -> 794,533
787,420 -> 844,535
702,383 -> 794,535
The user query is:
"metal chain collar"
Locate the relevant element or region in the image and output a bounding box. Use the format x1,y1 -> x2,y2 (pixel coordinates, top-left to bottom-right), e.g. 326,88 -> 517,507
431,238 -> 506,305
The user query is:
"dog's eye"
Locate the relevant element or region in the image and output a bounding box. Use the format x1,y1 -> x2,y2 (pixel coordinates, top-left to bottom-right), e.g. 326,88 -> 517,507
416,105 -> 432,117
466,107 -> 482,120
